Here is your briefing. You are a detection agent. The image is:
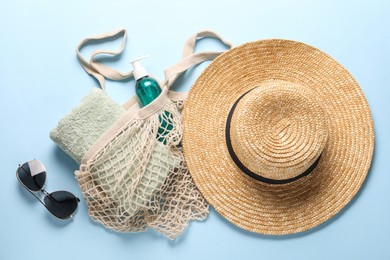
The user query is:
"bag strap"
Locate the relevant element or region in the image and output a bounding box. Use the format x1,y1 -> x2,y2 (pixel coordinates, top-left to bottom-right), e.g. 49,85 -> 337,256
163,30 -> 232,88
76,29 -> 232,92
76,29 -> 133,90
182,31 -> 232,57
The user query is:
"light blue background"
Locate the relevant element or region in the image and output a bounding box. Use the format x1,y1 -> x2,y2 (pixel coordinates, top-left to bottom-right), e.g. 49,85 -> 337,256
1,0 -> 389,259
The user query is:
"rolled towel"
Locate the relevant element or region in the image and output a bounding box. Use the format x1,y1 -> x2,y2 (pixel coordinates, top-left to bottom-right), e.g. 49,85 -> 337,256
50,88 -> 125,164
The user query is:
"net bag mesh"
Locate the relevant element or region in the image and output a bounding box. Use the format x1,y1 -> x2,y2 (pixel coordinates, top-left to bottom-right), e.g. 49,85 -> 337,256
76,97 -> 208,239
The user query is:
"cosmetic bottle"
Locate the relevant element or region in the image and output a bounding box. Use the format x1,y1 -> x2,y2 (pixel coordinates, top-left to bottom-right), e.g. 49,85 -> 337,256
131,57 -> 173,144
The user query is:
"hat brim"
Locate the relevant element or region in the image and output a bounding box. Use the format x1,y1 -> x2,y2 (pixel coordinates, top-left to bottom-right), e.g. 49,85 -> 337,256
182,39 -> 374,235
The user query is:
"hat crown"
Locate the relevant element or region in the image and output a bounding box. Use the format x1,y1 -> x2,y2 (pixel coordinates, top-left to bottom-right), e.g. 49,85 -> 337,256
229,80 -> 329,182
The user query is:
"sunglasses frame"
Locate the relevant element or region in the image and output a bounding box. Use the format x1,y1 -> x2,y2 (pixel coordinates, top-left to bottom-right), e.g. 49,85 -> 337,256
16,160 -> 80,220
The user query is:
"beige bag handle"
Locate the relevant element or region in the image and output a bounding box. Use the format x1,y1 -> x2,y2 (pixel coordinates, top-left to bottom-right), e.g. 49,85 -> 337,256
76,29 -> 133,89
76,29 -> 232,92
163,30 -> 232,88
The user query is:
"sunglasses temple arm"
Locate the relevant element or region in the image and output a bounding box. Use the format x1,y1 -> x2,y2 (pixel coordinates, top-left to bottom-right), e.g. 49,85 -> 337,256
26,189 -> 61,216
30,189 -> 76,219
23,188 -> 47,208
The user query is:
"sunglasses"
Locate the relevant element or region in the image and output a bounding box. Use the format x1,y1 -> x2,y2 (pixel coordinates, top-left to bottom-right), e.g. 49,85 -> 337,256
16,159 -> 80,220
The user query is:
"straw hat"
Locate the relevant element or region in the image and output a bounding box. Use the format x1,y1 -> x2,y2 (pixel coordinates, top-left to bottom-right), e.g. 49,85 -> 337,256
182,39 -> 374,235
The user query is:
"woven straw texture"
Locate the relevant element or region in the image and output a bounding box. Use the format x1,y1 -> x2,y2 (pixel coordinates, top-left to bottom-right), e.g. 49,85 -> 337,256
229,82 -> 329,181
76,96 -> 208,240
182,39 -> 374,235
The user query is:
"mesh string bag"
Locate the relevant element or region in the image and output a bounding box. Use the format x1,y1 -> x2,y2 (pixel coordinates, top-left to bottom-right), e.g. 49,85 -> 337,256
73,30 -> 232,239
77,91 -> 208,238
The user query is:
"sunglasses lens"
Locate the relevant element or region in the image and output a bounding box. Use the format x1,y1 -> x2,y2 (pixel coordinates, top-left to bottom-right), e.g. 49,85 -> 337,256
17,160 -> 46,192
44,191 -> 79,219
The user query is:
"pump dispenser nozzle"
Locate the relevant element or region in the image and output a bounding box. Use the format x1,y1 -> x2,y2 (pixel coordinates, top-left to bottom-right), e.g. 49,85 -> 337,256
130,55 -> 150,81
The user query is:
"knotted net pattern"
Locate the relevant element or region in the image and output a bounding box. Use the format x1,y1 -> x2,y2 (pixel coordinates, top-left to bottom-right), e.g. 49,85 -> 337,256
76,98 -> 208,239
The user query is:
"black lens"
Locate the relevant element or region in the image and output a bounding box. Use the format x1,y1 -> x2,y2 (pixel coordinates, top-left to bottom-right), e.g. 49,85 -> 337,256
17,160 -> 46,192
44,191 -> 79,219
